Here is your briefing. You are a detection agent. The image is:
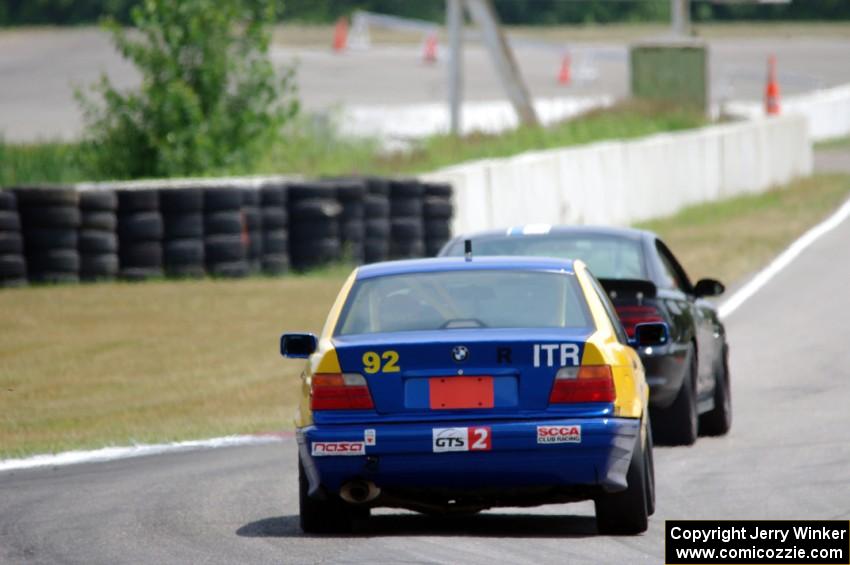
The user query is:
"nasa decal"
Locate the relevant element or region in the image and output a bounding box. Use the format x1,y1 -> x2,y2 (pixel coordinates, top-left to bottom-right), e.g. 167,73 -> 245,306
311,441 -> 365,456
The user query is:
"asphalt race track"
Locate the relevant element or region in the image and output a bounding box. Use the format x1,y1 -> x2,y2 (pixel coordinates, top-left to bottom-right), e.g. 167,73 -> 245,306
1,213 -> 849,564
2,27 -> 850,141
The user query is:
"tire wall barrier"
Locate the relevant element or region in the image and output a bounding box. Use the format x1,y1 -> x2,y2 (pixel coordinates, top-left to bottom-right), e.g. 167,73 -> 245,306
0,176 -> 454,286
0,177 -> 453,287
364,177 -> 390,264
260,181 -> 289,275
388,179 -> 425,259
334,179 -> 366,264
288,182 -> 342,270
79,189 -> 118,281
422,115 -> 812,235
423,182 -> 453,256
204,186 -> 249,278
14,187 -> 81,284
117,189 -> 162,280
160,186 -> 204,278
0,191 -> 26,287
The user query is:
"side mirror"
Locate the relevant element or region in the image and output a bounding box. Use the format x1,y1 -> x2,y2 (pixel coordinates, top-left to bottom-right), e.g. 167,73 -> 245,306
630,322 -> 670,348
280,333 -> 317,358
693,278 -> 725,298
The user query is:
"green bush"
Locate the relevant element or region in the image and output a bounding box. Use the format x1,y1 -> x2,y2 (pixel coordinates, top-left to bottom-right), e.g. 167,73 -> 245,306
76,0 -> 298,179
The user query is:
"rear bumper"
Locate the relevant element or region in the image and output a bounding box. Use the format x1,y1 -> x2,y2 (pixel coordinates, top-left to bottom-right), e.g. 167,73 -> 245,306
297,417 -> 640,500
641,343 -> 689,409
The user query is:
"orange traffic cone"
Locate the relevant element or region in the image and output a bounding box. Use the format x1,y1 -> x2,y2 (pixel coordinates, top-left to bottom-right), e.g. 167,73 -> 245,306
765,55 -> 781,115
423,33 -> 438,63
332,17 -> 348,53
558,53 -> 571,86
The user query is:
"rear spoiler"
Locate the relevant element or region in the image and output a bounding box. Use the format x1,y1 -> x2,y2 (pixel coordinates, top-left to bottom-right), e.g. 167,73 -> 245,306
598,278 -> 658,300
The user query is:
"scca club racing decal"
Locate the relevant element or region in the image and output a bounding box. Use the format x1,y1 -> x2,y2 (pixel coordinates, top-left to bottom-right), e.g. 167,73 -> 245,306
537,425 -> 582,444
432,426 -> 491,453
311,441 -> 366,456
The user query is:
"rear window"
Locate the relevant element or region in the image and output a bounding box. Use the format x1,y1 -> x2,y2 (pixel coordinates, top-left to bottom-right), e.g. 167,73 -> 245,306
443,234 -> 646,280
335,270 -> 591,336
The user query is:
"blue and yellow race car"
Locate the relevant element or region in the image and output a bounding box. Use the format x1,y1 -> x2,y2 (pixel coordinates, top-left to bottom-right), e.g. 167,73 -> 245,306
281,255 -> 668,535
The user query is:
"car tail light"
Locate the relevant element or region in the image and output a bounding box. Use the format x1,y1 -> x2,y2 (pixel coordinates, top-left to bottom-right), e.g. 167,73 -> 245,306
311,373 -> 374,410
548,365 -> 615,404
615,305 -> 664,338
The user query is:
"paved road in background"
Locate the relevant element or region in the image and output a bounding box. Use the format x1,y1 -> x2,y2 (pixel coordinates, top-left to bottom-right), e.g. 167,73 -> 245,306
2,208 -> 849,564
2,27 -> 850,141
815,147 -> 850,174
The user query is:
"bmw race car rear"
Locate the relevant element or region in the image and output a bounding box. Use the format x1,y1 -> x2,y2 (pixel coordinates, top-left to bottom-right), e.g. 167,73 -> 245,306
298,332 -> 639,509
281,257 -> 665,534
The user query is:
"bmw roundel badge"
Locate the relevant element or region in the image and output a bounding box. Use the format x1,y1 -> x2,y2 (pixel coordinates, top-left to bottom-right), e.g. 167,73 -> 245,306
452,345 -> 469,362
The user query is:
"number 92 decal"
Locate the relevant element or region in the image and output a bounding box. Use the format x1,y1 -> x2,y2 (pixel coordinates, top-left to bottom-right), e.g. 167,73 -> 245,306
362,350 -> 400,374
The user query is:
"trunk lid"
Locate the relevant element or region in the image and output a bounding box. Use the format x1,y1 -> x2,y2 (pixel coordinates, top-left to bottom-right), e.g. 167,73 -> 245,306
332,328 -> 593,416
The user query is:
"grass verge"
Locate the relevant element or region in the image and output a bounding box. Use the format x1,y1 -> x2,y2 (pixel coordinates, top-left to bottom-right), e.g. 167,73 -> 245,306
636,174 -> 850,285
1,102 -> 705,185
2,175 -> 849,459
0,140 -> 88,186
0,269 -> 350,459
814,136 -> 850,151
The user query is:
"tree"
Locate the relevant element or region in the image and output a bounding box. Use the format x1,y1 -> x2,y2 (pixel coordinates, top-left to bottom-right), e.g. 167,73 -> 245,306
76,0 -> 298,179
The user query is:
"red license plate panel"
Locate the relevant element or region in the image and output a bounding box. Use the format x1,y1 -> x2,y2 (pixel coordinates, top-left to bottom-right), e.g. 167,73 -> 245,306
429,376 -> 494,409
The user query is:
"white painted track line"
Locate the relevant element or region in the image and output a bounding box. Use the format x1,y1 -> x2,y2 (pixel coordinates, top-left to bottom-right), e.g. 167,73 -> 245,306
0,434 -> 290,473
718,196 -> 850,319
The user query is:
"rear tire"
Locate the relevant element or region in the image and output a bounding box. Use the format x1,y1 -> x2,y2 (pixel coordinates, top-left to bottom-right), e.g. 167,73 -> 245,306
298,456 -> 360,534
644,418 -> 656,516
699,347 -> 732,436
595,432 -> 649,535
652,346 -> 698,446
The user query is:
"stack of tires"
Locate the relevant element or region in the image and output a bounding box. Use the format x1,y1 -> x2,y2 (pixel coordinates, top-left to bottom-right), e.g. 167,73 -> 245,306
388,179 -> 425,259
363,177 -> 390,264
204,186 -> 249,278
423,182 -> 454,256
335,179 -> 366,264
288,182 -> 341,271
160,187 -> 205,278
117,189 -> 163,280
259,182 -> 289,275
15,187 -> 81,283
79,189 -> 119,281
0,191 -> 26,287
241,188 -> 263,274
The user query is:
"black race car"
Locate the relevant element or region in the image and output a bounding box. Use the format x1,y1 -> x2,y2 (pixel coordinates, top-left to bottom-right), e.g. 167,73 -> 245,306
439,225 -> 731,445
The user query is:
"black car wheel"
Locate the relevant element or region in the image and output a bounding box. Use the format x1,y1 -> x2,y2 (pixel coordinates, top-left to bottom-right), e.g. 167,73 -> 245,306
595,432 -> 649,535
644,418 -> 656,516
652,345 -> 698,446
298,456 -> 363,534
699,347 -> 732,436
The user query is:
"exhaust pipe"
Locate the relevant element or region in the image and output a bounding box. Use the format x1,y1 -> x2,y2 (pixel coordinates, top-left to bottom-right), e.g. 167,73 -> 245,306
340,480 -> 381,504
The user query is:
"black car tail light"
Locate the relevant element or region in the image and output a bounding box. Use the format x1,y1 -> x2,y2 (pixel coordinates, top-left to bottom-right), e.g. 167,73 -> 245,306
615,305 -> 664,338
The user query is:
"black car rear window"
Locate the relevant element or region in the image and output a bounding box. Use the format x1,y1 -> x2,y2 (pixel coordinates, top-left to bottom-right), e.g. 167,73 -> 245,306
444,234 -> 647,280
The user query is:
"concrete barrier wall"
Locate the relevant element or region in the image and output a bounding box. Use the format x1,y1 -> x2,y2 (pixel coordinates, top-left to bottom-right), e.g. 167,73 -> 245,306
422,114 -> 812,235
725,83 -> 850,142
